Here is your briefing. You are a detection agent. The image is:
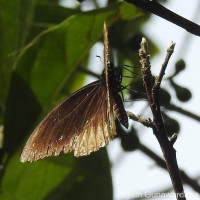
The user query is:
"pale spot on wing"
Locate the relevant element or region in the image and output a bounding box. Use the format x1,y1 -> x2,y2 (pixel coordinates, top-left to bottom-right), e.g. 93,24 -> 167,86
58,135 -> 63,141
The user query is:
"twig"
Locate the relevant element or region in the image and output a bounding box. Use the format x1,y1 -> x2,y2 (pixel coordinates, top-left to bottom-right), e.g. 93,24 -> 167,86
125,0 -> 200,37
78,66 -> 100,79
152,41 -> 175,113
139,38 -> 153,104
156,42 -> 176,88
139,38 -> 186,200
127,111 -> 153,128
165,103 -> 200,122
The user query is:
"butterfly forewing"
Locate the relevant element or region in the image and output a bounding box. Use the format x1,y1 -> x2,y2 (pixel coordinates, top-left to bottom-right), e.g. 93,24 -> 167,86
103,23 -> 129,129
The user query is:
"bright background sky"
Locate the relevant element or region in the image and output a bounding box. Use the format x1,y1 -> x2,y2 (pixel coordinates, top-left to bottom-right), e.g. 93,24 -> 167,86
62,0 -> 200,199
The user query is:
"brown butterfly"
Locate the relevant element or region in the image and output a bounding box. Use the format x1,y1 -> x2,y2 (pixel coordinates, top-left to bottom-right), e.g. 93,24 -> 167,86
20,22 -> 128,162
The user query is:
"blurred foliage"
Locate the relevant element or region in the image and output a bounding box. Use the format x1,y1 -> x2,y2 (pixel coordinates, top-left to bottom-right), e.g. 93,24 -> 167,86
162,112 -> 180,137
159,88 -> 171,106
174,59 -> 186,76
0,0 -> 190,199
168,59 -> 192,102
170,79 -> 192,102
120,127 -> 140,152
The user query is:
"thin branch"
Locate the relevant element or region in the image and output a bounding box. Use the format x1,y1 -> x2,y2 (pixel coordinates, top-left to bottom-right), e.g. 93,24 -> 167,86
125,0 -> 200,37
139,38 -> 186,200
152,41 -> 175,110
165,103 -> 200,122
139,38 -> 153,103
156,42 -> 176,88
78,66 -> 100,79
127,111 -> 153,128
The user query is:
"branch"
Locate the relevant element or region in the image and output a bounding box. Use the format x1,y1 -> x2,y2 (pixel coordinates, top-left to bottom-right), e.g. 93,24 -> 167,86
78,65 -> 100,79
139,38 -> 186,200
165,103 -> 200,122
125,0 -> 200,37
156,42 -> 176,88
127,111 -> 153,128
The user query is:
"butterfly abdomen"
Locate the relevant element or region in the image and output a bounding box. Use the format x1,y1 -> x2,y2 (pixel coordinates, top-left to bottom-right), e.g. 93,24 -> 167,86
113,94 -> 129,128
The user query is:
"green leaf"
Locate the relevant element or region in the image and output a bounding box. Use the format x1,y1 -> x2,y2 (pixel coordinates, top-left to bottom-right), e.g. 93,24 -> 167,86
0,0 -> 35,120
0,150 -> 112,200
34,3 -> 81,25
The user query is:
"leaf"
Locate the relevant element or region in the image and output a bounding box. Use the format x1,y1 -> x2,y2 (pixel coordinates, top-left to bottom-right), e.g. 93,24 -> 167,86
0,151 -> 74,200
0,0 -> 35,121
0,149 -> 112,200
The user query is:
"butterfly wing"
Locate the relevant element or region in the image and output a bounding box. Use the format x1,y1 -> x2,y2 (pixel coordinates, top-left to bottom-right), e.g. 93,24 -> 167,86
20,80 -> 116,162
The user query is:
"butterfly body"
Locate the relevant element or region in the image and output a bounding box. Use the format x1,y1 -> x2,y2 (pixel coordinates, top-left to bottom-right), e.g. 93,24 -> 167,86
20,22 -> 128,162
103,61 -> 128,128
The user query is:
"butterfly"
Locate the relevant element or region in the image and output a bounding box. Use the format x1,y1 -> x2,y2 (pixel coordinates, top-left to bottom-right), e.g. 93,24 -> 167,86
20,22 -> 129,162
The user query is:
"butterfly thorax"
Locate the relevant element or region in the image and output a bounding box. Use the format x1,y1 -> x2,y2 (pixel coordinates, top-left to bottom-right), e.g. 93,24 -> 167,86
108,62 -> 122,91
101,62 -> 122,90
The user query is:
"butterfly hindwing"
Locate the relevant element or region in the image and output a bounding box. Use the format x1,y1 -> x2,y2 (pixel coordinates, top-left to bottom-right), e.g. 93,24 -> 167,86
20,81 -> 116,162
